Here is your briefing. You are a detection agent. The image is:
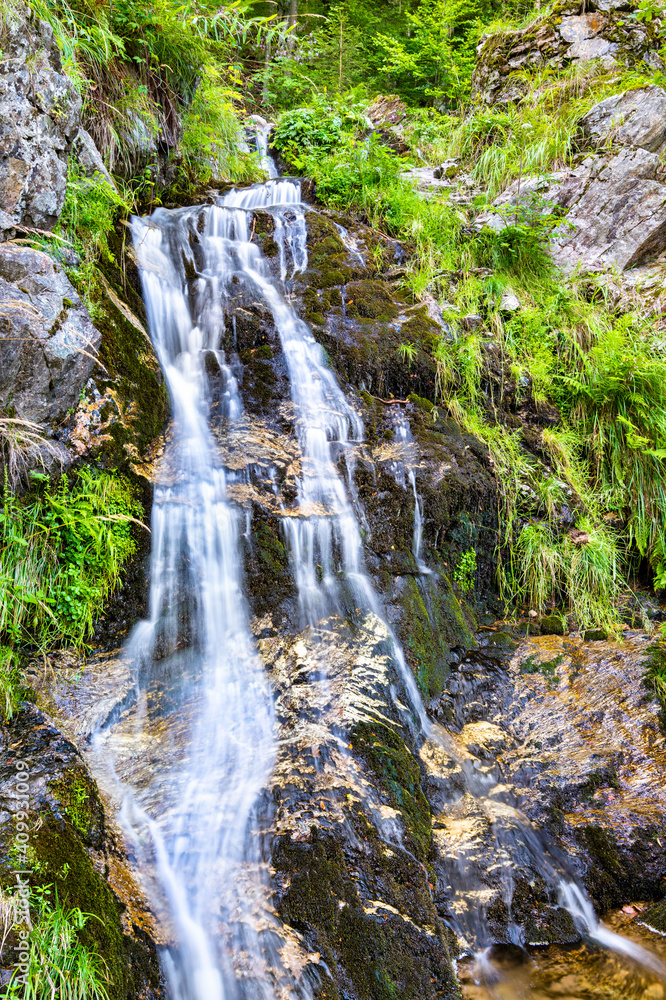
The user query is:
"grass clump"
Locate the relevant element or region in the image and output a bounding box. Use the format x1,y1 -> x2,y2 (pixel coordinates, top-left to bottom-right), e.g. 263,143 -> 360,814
441,62 -> 656,197
7,886 -> 109,1000
0,469 -> 142,652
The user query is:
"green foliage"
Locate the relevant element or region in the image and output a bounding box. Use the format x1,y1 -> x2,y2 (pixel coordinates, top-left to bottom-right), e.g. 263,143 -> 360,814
7,886 -> 109,1000
374,0 -> 483,105
0,646 -> 28,722
453,548 -> 477,595
59,161 -> 130,296
0,469 -> 142,651
26,0 -> 278,179
644,637 -> 666,731
180,69 -> 261,183
397,342 -> 417,366
273,97 -> 369,169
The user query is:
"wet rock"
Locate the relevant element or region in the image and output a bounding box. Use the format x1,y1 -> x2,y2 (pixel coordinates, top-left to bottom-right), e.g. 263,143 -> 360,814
263,613 -> 460,999
0,704 -> 164,998
0,4 -> 81,234
464,634 -> 666,911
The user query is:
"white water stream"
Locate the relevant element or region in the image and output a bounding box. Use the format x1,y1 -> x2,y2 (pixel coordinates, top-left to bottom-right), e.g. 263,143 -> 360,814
119,154 -> 665,997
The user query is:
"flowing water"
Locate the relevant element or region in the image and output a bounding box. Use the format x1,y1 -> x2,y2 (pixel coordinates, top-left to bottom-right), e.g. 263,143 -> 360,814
117,155 -> 666,998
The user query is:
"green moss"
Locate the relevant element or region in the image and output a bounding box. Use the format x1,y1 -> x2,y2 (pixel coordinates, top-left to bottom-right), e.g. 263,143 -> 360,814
398,573 -> 473,701
640,899 -> 666,933
8,810 -> 159,1000
519,651 -> 563,683
49,768 -> 104,846
345,281 -> 399,322
575,824 -> 625,909
92,266 -> 168,463
643,643 -> 666,734
273,828 -> 457,1000
539,613 -> 565,635
350,721 -> 431,862
399,308 -> 440,351
407,393 -> 434,412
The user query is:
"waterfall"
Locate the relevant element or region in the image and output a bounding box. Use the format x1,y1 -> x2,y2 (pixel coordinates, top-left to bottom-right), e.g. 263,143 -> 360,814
390,408 -> 430,574
119,206 -> 278,1000
116,167 -> 665,996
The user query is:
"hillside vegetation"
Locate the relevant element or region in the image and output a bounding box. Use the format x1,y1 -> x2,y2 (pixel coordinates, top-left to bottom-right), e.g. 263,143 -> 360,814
3,0 -> 666,643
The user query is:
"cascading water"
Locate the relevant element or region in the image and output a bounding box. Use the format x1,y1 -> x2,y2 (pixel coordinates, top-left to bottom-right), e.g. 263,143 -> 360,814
389,408 -> 430,574
111,152 -> 665,998
107,205 -> 280,1000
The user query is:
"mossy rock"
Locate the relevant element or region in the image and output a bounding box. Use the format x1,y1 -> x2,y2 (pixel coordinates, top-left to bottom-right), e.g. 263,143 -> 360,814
395,572 -> 474,701
539,613 -> 565,636
245,511 -> 296,610
640,899 -> 666,933
273,827 -> 458,1000
0,707 -> 162,999
345,281 -> 399,322
92,231 -> 169,464
350,720 -> 431,862
49,765 -> 105,848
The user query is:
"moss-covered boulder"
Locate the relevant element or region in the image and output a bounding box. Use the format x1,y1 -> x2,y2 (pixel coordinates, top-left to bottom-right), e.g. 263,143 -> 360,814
473,0 -> 663,106
0,706 -> 163,998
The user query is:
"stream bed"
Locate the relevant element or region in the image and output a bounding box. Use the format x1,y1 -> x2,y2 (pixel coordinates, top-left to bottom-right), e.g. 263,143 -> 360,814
459,908 -> 666,999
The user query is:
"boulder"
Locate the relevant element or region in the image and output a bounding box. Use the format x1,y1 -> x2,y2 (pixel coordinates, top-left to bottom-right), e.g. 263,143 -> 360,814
0,244 -> 101,425
581,84 -> 666,153
366,94 -> 410,153
551,146 -> 666,272
477,86 -> 666,275
71,127 -> 118,191
0,5 -> 82,234
499,289 -> 520,313
473,1 -> 662,105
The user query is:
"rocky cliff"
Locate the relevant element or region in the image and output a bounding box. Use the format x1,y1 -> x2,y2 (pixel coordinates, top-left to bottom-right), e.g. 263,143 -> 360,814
2,1 -> 666,997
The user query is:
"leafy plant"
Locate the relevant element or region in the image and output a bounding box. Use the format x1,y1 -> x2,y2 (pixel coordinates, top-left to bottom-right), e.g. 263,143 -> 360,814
397,342 -> 417,366
0,646 -> 28,722
454,548 -> 477,595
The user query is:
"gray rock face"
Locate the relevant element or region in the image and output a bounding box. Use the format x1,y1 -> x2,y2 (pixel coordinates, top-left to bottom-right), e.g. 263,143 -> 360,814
0,5 -> 82,234
473,3 -> 661,105
581,84 -> 666,153
0,245 -> 100,424
71,127 -> 117,190
551,146 -> 666,272
476,85 -> 666,274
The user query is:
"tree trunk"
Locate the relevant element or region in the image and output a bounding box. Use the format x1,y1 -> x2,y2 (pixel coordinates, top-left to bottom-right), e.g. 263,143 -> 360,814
287,0 -> 298,50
